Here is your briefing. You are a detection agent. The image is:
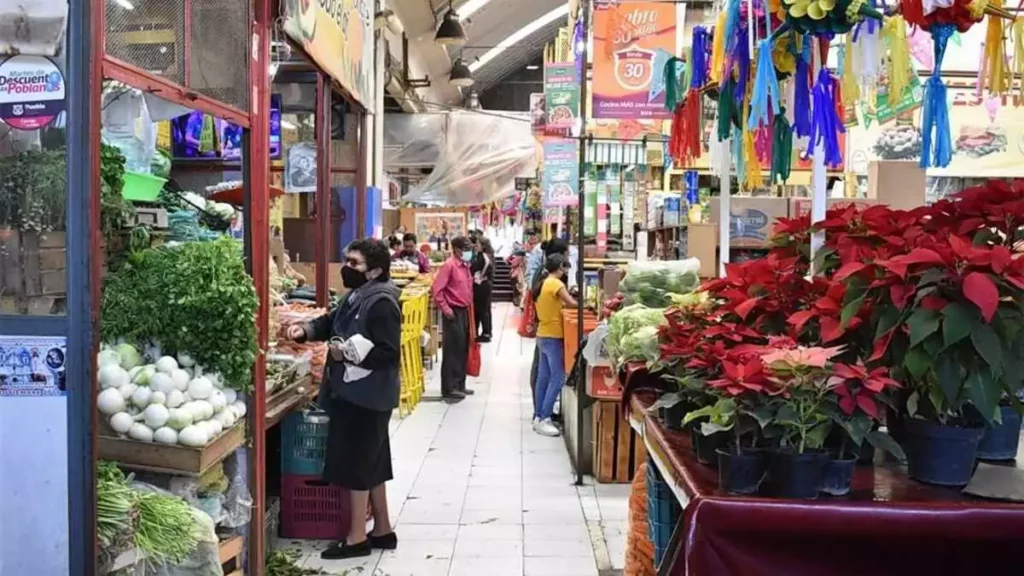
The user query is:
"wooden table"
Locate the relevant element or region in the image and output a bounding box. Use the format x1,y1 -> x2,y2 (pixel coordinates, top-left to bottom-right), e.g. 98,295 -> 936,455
629,393 -> 1024,576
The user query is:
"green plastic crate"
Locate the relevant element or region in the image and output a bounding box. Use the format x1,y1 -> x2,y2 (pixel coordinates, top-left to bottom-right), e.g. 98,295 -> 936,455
122,171 -> 166,202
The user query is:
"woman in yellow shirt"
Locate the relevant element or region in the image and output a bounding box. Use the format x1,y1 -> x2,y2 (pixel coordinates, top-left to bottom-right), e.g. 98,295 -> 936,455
531,254 -> 578,436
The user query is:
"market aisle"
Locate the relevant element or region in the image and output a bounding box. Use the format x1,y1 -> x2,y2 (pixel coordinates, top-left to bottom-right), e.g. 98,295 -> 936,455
281,302 -> 628,575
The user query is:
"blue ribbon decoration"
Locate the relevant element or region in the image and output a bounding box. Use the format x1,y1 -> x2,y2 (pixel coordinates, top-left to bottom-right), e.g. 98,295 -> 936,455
920,24 -> 954,169
809,68 -> 845,168
749,39 -> 781,129
793,35 -> 812,139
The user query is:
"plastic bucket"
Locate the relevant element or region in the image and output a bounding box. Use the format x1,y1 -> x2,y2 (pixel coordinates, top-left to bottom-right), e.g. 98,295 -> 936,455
819,457 -> 857,496
717,448 -> 765,495
976,406 -> 1023,461
122,170 -> 167,202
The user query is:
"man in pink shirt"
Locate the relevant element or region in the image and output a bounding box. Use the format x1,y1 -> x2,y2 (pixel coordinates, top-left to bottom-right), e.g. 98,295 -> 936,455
432,236 -> 475,401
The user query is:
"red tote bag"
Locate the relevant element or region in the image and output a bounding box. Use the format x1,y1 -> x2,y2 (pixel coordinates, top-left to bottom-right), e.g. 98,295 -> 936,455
467,305 -> 482,377
517,289 -> 538,338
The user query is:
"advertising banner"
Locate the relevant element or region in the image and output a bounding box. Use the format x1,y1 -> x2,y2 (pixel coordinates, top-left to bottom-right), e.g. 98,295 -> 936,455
544,63 -> 580,135
542,139 -> 579,207
282,0 -> 373,108
592,1 -> 677,119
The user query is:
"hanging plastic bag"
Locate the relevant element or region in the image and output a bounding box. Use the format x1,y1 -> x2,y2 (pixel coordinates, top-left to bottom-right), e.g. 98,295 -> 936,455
582,322 -> 612,367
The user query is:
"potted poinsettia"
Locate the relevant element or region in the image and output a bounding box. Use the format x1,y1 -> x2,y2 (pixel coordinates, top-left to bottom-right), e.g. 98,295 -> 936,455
820,362 -> 906,495
838,183 -> 1024,485
759,346 -> 845,499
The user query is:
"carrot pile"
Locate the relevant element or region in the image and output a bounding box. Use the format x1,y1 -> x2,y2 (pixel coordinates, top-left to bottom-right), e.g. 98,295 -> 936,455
625,462 -> 656,576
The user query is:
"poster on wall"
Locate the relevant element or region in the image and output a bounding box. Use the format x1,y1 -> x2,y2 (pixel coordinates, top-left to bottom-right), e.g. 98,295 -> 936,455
591,1 -> 677,119
282,0 -> 373,108
541,139 -> 579,207
415,212 -> 467,245
285,142 -> 317,192
544,63 -> 580,135
0,55 -> 65,130
0,335 -> 67,397
846,82 -> 1024,179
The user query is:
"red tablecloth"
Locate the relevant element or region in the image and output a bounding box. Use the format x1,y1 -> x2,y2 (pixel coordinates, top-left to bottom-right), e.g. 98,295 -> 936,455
631,394 -> 1024,576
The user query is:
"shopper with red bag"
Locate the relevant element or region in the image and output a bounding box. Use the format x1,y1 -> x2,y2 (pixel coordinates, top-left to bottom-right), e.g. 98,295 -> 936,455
432,236 -> 476,402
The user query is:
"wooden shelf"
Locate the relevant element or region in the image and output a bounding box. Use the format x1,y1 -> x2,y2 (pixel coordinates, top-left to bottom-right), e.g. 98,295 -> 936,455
264,375 -> 317,429
97,422 -> 245,477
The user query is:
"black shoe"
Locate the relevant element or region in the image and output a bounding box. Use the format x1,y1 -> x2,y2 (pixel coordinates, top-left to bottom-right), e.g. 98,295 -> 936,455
477,335 -> 491,343
443,391 -> 466,403
320,540 -> 372,559
462,388 -> 475,395
370,532 -> 398,550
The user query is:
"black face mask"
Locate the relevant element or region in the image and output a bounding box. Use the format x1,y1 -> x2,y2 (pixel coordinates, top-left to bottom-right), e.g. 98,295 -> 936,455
341,265 -> 368,289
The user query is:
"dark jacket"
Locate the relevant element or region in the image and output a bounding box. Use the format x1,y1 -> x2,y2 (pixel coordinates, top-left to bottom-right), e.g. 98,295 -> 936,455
302,279 -> 401,411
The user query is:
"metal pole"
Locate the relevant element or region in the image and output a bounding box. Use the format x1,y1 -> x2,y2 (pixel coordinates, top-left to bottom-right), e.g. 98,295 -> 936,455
68,0 -> 101,572
809,38 -> 826,271
574,0 -> 591,487
315,74 -> 331,305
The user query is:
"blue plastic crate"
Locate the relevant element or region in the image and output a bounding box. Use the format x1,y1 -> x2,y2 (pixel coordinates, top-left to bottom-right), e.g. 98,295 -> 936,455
646,457 -> 681,567
281,411 -> 330,476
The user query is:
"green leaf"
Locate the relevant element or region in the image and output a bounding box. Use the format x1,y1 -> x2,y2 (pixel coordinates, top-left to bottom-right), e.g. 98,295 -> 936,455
874,305 -> 900,341
648,392 -> 685,413
839,416 -> 873,447
970,321 -> 1003,374
904,347 -> 931,379
840,295 -> 866,330
966,368 -> 999,425
866,430 -> 907,462
682,405 -> 715,425
805,421 -> 832,450
936,355 -> 962,408
749,405 -> 776,429
700,421 -> 734,435
941,303 -> 973,349
906,391 -> 920,418
908,309 -> 941,347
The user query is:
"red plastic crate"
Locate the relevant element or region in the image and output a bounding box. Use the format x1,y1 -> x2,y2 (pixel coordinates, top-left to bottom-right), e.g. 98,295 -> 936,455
280,474 -> 351,540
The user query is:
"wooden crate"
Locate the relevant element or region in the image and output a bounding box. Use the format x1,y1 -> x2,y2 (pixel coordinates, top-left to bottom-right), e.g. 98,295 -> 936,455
0,228 -> 66,314
218,535 -> 244,576
97,422 -> 245,477
593,400 -> 647,483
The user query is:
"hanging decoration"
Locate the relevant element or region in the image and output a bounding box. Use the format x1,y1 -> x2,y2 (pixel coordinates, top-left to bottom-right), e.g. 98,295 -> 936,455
980,0 -> 1010,95
919,23 -> 954,168
881,16 -> 913,108
669,26 -> 710,167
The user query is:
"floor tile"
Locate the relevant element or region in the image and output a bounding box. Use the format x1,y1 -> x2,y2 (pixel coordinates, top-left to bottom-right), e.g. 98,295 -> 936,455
524,538 -> 596,558
373,556 -> 450,576
459,508 -> 524,525
453,538 -> 523,558
378,539 -> 455,561
449,557 -> 524,576
524,556 -> 599,576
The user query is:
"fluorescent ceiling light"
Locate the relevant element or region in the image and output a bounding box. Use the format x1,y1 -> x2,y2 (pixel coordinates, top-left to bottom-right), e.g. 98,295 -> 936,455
115,0 -> 135,9
525,64 -> 539,70
281,120 -> 297,130
469,4 -> 568,73
457,0 -> 493,20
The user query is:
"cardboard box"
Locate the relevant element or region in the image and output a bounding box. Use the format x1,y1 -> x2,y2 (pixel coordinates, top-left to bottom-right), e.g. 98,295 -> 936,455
709,197 -> 789,248
868,161 -> 926,210
789,197 -> 879,218
687,223 -> 719,278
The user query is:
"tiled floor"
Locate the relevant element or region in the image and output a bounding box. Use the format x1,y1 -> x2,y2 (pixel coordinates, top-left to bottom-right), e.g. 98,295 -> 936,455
275,303 -> 629,575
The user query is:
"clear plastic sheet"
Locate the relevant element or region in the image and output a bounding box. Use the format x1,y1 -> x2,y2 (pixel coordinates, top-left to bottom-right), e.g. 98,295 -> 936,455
219,448 -> 253,529
385,111 -> 538,206
0,0 -> 67,56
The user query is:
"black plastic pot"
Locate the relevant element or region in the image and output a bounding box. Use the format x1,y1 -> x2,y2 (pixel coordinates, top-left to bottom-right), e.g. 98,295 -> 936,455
691,429 -> 727,467
766,450 -> 827,499
905,419 -> 984,486
662,402 -> 690,431
976,406 -> 1023,461
717,448 -> 766,495
819,457 -> 857,496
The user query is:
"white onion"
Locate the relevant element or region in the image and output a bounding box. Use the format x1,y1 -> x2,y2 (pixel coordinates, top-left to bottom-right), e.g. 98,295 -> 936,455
117,383 -> 137,401
215,410 -> 236,429
165,389 -> 185,408
153,427 -> 178,445
128,423 -> 154,442
149,372 -> 175,395
99,364 -> 129,389
176,353 -> 195,368
98,349 -> 122,368
149,391 -> 166,406
170,369 -> 191,391
230,400 -> 247,418
110,412 -> 134,434
155,356 -> 178,374
223,389 -> 237,405
207,418 -> 223,436
98,388 -> 126,415
178,425 -> 208,447
143,404 -> 170,429
187,377 -> 213,400
166,408 -> 193,431
209,390 -> 227,413
131,386 -> 152,409
133,365 -> 156,386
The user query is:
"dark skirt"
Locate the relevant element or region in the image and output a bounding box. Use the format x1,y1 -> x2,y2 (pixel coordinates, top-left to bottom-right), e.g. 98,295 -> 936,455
323,397 -> 393,490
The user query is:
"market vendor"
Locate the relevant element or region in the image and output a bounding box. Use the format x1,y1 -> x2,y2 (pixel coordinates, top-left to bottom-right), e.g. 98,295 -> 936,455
396,232 -> 431,273
286,238 -> 401,559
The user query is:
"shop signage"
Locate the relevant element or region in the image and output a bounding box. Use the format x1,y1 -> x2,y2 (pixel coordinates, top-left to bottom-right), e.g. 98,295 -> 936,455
0,55 -> 65,130
544,63 -> 580,135
861,72 -> 924,127
530,93 -> 546,135
282,0 -> 374,108
592,1 -> 676,119
0,335 -> 67,397
542,139 -> 579,207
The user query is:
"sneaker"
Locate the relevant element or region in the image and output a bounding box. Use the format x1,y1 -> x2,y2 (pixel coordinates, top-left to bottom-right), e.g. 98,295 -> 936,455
369,531 -> 398,550
320,540 -> 372,559
533,418 -> 561,437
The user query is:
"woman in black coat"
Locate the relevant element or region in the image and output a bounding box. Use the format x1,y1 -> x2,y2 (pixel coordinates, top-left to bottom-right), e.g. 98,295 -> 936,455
471,236 -> 496,342
286,238 -> 401,559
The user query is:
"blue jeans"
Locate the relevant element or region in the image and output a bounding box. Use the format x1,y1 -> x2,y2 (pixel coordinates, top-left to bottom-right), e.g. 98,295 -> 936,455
535,337 -> 565,420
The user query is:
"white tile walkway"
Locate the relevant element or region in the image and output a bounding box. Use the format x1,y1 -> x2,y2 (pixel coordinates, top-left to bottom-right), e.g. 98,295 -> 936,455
276,303 -> 628,576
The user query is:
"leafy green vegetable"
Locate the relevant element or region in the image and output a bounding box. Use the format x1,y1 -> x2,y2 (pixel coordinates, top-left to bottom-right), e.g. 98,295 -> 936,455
619,269 -> 701,307
606,304 -> 668,367
101,237 -> 258,390
134,491 -> 200,565
266,550 -> 332,575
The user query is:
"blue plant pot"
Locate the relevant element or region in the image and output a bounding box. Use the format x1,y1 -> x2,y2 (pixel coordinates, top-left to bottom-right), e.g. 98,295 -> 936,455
717,448 -> 766,495
976,406 -> 1023,461
819,457 -> 857,496
766,449 -> 827,499
906,419 -> 983,486
691,429 -> 727,467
